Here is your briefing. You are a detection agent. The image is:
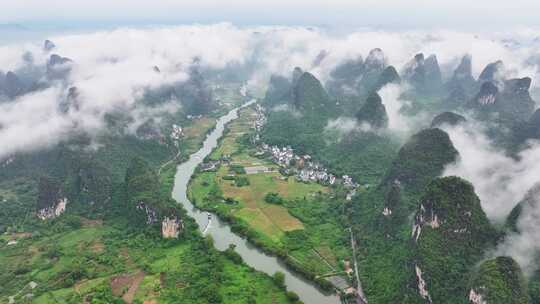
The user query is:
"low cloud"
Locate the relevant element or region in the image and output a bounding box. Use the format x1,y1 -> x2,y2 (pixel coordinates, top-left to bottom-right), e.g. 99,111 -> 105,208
493,185 -> 540,277
324,116 -> 371,139
1,23 -> 540,160
440,122 -> 540,274
442,123 -> 540,222
377,84 -> 431,137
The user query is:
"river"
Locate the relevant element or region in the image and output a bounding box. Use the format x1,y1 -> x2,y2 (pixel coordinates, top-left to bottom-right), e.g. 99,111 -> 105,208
171,101 -> 341,304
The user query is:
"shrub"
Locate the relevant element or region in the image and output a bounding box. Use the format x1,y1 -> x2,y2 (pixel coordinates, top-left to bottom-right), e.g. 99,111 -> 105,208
264,192 -> 284,205
273,271 -> 285,289
234,176 -> 250,187
229,164 -> 246,174
286,291 -> 300,301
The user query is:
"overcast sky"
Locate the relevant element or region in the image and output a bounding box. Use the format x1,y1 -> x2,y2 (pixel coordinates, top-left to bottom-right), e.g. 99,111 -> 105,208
2,0 -> 540,31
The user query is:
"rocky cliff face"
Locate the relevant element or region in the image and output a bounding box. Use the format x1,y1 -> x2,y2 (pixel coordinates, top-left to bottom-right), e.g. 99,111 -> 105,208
364,48 -> 386,72
468,256 -> 527,304
125,157 -> 183,238
36,177 -> 68,220
444,55 -> 476,105
412,177 -> 497,304
424,55 -> 443,92
47,54 -> 73,80
43,39 -> 56,52
479,60 -> 504,84
359,48 -> 387,93
402,53 -> 442,95
451,55 -> 475,87
161,216 -> 183,238
327,49 -> 390,97
403,53 -> 426,82
1,71 -> 25,99
136,201 -> 159,225
498,77 -> 535,121
373,66 -> 400,92
356,92 -> 388,129
468,77 -> 535,122
292,67 -> 304,85
473,81 -> 499,106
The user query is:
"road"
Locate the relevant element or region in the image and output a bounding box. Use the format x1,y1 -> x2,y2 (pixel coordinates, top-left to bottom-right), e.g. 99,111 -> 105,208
349,228 -> 368,304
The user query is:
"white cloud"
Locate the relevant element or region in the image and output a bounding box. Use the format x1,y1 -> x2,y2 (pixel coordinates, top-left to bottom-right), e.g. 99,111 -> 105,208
442,123 -> 540,222
377,84 -> 430,137
324,116 -> 371,136
493,185 -> 540,277
1,23 -> 540,161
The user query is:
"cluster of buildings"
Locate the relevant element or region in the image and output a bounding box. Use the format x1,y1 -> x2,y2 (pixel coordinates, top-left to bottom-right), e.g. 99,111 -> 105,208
252,103 -> 266,142
170,124 -> 184,146
186,114 -> 203,120
199,154 -> 231,172
199,160 -> 220,172
252,105 -> 359,200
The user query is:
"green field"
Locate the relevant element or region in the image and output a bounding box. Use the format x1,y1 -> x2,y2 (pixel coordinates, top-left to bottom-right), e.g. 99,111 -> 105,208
188,106 -> 351,283
0,216 -> 293,304
0,91 -> 297,304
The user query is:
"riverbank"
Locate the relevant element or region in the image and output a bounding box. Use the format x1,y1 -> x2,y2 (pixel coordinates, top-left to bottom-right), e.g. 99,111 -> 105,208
172,102 -> 341,304
0,104 -> 296,304
186,104 -> 352,297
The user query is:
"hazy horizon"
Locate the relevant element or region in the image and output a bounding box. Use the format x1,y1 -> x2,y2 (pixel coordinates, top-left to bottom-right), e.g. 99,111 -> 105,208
2,0 -> 540,32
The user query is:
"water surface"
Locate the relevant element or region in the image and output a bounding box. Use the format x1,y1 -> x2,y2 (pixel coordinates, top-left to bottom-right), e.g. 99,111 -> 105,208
172,102 -> 341,304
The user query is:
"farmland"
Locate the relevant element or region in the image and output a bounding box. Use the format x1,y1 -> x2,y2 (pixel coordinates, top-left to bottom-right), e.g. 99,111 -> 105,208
188,105 -> 352,284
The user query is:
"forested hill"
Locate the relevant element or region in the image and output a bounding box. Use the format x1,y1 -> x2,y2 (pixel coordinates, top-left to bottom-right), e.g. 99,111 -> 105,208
260,50 -> 540,303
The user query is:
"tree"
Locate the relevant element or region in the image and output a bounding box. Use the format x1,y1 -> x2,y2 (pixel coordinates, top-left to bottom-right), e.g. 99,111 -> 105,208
273,271 -> 285,289
286,291 -> 300,301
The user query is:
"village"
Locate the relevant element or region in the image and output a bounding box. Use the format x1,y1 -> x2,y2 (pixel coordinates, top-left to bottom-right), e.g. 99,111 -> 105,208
252,104 -> 360,201
193,102 -> 365,301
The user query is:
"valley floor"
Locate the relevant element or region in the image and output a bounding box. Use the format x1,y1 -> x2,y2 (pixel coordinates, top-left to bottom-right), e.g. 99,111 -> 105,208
0,93 -> 297,304
188,105 -> 354,292
0,217 -> 292,304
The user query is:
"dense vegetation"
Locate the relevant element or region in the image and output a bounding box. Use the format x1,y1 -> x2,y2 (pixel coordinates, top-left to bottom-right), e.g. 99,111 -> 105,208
4,40 -> 540,304
413,177 -> 498,304
469,256 -> 528,304
383,128 -> 458,193
0,84 -> 297,303
355,92 -> 388,129
188,106 -> 351,291
260,52 -> 540,303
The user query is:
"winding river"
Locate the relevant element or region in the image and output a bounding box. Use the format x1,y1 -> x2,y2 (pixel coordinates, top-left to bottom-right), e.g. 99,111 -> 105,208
172,101 -> 341,304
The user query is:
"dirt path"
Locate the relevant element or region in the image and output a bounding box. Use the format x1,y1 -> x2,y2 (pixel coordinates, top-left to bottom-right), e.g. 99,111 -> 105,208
122,271 -> 145,304
311,248 -> 336,272
111,271 -> 145,304
349,228 -> 367,304
158,150 -> 181,176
